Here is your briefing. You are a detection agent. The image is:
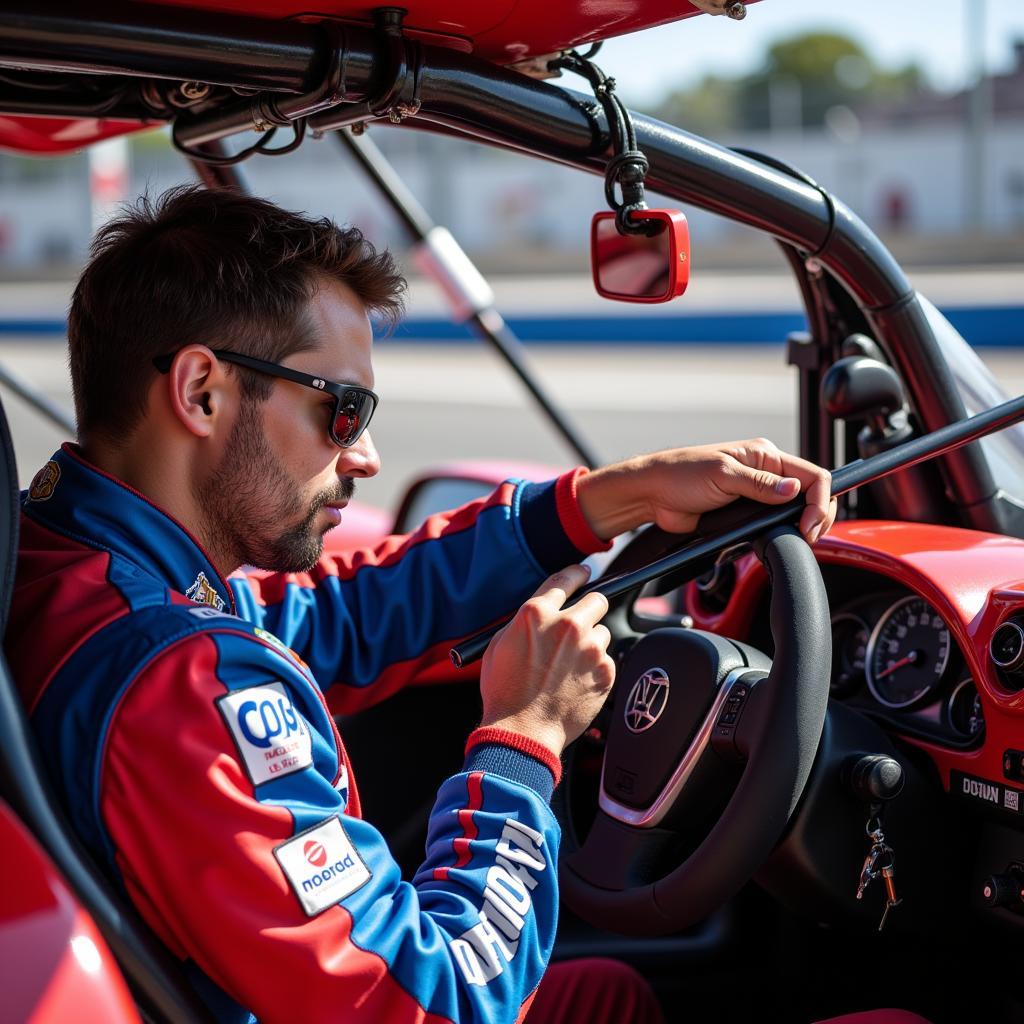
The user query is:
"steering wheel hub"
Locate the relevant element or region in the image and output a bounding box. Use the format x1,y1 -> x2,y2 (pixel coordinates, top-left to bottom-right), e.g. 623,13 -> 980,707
600,629 -> 759,817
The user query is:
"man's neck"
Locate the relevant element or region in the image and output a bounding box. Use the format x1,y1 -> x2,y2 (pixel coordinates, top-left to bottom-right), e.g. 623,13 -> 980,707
80,436 -> 238,578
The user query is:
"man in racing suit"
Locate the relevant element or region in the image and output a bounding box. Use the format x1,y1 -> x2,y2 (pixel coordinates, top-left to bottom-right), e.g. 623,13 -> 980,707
8,186 -> 835,1023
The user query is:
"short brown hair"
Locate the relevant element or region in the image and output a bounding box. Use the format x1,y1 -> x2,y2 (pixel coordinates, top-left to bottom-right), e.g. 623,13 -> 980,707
68,185 -> 405,441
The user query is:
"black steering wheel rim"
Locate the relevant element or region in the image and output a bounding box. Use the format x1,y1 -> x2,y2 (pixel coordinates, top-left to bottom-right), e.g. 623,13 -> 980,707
558,525 -> 832,935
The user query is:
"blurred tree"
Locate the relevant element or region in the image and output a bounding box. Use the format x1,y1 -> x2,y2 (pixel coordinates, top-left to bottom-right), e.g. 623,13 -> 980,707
647,31 -> 925,134
649,73 -> 742,136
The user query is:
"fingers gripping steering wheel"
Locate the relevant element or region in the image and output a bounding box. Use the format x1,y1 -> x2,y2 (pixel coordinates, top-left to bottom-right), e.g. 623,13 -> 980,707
557,525 -> 832,935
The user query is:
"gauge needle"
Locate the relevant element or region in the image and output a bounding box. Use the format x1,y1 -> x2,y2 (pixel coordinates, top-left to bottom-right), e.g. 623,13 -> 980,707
876,650 -> 920,679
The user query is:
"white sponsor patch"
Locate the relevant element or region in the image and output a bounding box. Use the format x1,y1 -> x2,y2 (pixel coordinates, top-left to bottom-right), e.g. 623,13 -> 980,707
217,682 -> 313,786
274,816 -> 372,916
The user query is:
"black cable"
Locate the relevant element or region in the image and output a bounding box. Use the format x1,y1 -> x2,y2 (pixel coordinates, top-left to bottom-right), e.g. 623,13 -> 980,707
548,48 -> 654,235
254,117 -> 306,156
731,147 -> 837,257
172,118 -> 306,166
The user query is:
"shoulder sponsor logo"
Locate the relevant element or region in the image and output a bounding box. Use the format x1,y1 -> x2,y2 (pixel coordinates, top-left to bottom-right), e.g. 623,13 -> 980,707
255,627 -> 288,651
217,682 -> 313,786
450,817 -> 547,987
28,460 -> 60,502
254,627 -> 309,670
186,571 -> 226,611
274,816 -> 372,916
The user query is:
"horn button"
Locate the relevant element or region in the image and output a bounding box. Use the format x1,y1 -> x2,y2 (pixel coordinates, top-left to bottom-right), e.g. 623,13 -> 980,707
601,628 -> 751,810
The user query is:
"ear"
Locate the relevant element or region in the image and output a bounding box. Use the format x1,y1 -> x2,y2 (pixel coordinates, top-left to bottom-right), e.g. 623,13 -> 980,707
162,345 -> 235,440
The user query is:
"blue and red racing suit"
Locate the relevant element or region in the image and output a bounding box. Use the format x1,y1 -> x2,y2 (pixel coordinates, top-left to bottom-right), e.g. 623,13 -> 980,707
9,444 -> 610,1024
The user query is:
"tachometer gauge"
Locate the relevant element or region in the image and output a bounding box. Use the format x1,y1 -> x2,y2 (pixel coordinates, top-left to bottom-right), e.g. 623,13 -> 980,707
830,613 -> 869,695
866,596 -> 951,708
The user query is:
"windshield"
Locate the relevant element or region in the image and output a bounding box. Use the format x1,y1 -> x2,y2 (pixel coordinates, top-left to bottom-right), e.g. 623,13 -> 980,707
919,294 -> 1024,503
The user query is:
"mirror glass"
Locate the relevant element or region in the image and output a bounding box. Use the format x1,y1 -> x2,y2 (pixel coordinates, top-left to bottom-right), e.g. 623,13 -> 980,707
593,216 -> 672,300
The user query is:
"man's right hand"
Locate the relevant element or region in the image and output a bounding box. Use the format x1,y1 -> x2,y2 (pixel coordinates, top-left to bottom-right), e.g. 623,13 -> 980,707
479,564 -> 616,758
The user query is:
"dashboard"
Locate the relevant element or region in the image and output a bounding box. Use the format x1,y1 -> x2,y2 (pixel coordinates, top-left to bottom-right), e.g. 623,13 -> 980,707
657,519 -> 1024,941
827,579 -> 984,749
683,519 -> 1024,799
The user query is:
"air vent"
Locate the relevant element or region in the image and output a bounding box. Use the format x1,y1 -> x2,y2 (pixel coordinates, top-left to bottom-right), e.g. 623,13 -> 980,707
990,619 -> 1024,691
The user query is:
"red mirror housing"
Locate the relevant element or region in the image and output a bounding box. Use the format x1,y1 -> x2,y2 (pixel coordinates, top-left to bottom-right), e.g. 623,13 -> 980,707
590,209 -> 690,303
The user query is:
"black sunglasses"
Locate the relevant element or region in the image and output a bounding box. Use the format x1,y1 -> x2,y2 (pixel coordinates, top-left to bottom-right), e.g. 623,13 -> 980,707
153,350 -> 379,448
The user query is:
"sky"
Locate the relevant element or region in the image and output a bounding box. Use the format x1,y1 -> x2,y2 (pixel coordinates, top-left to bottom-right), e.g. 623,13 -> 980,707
596,0 -> 1024,106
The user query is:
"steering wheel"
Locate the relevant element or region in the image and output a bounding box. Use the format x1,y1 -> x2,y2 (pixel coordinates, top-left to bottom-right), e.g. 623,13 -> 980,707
557,524 -> 832,935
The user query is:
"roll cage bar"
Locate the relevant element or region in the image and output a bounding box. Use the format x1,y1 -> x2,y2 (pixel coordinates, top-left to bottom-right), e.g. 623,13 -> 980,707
0,1 -> 1017,539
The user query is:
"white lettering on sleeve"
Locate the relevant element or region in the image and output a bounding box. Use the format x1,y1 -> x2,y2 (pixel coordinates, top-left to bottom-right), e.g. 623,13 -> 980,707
450,817 -> 548,987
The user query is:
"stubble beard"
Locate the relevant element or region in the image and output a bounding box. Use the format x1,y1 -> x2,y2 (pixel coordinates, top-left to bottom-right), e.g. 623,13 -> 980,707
196,399 -> 355,573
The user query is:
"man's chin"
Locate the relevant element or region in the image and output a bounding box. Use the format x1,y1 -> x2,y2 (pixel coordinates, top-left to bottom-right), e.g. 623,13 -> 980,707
250,532 -> 324,575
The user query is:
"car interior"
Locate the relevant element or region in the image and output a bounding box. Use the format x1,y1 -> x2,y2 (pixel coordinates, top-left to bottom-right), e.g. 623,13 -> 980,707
5,4 -> 1024,1024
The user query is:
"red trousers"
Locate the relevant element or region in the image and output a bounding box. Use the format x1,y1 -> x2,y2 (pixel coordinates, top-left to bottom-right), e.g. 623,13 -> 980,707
526,958 -> 665,1024
524,958 -> 931,1024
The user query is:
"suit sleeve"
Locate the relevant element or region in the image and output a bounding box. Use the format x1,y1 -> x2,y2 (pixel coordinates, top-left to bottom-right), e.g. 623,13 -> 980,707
229,469 -> 610,715
101,631 -> 565,1024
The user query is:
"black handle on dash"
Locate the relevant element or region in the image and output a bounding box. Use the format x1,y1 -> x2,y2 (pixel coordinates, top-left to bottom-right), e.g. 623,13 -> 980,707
449,393 -> 1024,669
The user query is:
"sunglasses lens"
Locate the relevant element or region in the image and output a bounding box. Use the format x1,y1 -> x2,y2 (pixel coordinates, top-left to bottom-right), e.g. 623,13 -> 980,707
333,391 -> 374,446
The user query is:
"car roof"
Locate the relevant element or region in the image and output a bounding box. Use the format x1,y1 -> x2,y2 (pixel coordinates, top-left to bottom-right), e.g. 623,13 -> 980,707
0,0 -> 760,155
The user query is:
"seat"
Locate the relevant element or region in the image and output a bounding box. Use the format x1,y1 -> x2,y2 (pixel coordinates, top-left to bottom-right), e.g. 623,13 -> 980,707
0,395 -> 212,1023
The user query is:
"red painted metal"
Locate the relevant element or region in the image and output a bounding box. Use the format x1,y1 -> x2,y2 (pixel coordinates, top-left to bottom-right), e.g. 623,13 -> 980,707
0,1 -> 760,154
0,801 -> 139,1023
130,0 -> 735,63
0,116 -> 151,156
684,552 -> 767,638
687,520 -> 1024,795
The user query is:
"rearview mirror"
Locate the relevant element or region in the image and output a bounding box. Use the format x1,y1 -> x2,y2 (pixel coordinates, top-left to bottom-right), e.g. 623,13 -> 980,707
591,210 -> 690,303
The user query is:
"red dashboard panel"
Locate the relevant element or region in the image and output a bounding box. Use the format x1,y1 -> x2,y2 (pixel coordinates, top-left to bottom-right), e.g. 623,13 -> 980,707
685,520 -> 1024,794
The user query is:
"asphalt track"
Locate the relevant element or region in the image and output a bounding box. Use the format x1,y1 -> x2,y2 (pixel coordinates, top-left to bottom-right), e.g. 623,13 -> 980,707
4,338 -> 1024,517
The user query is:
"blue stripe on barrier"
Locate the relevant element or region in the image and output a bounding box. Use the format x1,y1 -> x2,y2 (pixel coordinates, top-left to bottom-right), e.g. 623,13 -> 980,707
0,319 -> 67,336
2,306 -> 1021,346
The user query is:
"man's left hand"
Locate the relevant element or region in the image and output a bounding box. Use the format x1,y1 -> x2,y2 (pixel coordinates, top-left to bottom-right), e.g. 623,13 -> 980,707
576,438 -> 836,545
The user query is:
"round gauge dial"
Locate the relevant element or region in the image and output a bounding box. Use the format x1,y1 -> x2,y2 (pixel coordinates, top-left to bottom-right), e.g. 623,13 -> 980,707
866,596 -> 951,708
947,678 -> 985,738
830,613 -> 869,695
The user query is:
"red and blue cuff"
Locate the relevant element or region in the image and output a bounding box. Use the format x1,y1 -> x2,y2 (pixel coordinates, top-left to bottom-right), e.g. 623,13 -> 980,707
517,467 -> 612,573
463,726 -> 562,801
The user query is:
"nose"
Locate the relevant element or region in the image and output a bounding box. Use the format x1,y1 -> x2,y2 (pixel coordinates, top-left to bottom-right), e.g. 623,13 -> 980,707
338,429 -> 381,479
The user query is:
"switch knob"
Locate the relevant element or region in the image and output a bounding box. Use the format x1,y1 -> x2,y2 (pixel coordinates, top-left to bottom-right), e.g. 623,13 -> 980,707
846,754 -> 905,803
982,873 -> 1024,909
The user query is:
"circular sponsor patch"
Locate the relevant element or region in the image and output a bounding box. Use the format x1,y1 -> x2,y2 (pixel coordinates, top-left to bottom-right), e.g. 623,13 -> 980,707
304,840 -> 327,868
28,460 -> 60,502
